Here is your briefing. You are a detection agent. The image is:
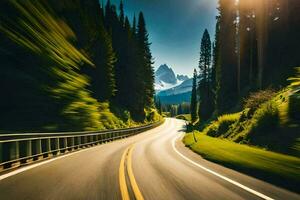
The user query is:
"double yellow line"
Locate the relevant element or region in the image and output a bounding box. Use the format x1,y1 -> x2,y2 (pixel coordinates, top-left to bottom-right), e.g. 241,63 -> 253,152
119,144 -> 144,200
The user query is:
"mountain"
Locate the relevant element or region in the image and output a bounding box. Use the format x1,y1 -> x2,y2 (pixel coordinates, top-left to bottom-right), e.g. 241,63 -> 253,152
177,74 -> 189,82
155,64 -> 177,84
154,64 -> 192,104
155,64 -> 178,90
155,64 -> 190,91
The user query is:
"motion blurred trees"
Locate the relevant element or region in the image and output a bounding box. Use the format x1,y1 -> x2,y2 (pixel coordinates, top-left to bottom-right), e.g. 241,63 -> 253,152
0,0 -> 156,132
0,1 -> 101,131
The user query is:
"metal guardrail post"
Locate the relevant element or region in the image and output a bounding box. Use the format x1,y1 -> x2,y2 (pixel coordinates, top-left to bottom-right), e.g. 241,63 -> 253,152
63,138 -> 68,152
24,140 -> 33,163
59,138 -> 63,153
76,136 -> 81,149
70,137 -> 75,150
35,139 -> 43,160
53,138 -> 60,155
80,136 -> 85,148
84,135 -> 88,147
96,135 -> 101,144
100,134 -> 104,143
89,135 -> 93,146
105,133 -> 109,142
66,137 -> 72,151
10,141 -> 20,167
93,135 -> 97,144
45,139 -> 52,157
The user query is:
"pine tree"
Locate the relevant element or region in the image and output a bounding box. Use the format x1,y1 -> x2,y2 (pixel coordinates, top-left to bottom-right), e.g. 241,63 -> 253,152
132,14 -> 137,34
198,29 -> 213,121
191,69 -> 198,122
137,12 -> 155,114
213,16 -> 221,115
119,0 -> 125,26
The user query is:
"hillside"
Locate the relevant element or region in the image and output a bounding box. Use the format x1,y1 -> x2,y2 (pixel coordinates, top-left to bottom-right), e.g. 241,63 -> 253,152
193,88 -> 300,156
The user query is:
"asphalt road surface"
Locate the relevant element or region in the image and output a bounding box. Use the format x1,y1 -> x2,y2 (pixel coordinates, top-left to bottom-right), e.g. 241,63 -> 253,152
0,118 -> 299,200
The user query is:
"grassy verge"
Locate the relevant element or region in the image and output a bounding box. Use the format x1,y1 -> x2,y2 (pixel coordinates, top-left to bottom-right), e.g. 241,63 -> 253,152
183,132 -> 300,192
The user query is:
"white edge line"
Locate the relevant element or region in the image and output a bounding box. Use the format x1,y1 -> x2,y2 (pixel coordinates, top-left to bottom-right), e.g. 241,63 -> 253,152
172,133 -> 275,200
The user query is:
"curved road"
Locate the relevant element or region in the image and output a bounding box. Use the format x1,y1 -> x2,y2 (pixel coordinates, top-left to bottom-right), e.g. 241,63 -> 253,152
0,119 -> 299,200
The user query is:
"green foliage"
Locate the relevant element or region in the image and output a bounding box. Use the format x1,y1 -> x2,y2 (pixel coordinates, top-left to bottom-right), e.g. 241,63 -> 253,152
204,113 -> 241,137
0,0 -> 101,131
98,103 -> 126,129
288,67 -> 300,92
243,89 -> 277,114
288,92 -> 300,121
183,133 -> 300,191
145,108 -> 162,123
249,100 -> 279,133
288,67 -> 300,121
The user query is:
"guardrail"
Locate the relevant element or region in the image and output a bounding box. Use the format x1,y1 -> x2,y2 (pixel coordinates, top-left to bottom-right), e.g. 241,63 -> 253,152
0,120 -> 164,172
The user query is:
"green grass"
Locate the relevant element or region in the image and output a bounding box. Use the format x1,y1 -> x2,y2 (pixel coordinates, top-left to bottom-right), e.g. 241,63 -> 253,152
183,132 -> 300,192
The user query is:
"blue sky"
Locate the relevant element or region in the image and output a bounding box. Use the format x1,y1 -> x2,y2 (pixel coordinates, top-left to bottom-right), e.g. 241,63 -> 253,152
109,0 -> 219,76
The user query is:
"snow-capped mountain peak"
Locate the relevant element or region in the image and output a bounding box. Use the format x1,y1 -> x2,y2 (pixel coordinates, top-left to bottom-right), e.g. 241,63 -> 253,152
155,64 -> 188,91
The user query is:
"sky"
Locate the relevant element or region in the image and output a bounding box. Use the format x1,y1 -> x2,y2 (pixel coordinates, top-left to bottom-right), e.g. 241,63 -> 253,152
110,0 -> 219,77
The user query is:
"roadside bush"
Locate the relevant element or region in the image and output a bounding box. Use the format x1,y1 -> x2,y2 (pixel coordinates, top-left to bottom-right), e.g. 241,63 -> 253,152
286,67 -> 300,121
98,103 -> 126,130
251,100 -> 280,133
205,113 -> 241,137
288,91 -> 300,121
145,108 -> 161,122
288,67 -> 300,92
244,89 -> 277,114
204,123 -> 219,137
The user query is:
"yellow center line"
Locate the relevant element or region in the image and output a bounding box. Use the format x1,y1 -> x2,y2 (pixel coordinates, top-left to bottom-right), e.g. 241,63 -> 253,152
119,146 -> 130,200
119,144 -> 145,200
127,145 -> 145,200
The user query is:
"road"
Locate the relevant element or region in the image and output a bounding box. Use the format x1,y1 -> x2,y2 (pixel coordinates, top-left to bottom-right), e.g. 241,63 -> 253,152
0,118 -> 299,200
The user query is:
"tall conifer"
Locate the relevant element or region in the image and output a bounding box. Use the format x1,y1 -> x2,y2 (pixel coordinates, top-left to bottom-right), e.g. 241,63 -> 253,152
191,69 -> 198,122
